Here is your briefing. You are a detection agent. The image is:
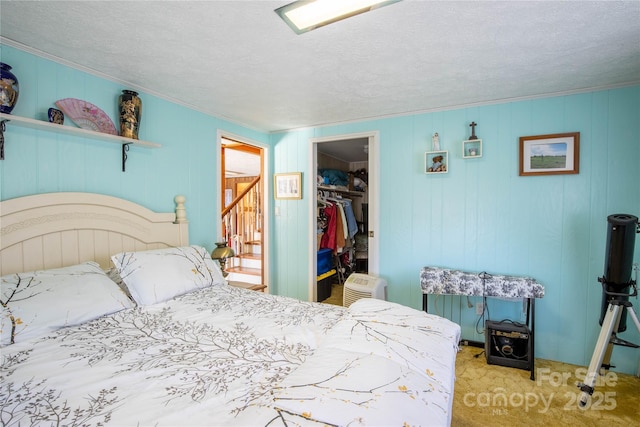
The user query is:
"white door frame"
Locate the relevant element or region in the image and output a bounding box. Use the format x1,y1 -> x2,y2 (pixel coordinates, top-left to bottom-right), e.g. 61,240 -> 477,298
216,130 -> 270,289
307,130 -> 380,302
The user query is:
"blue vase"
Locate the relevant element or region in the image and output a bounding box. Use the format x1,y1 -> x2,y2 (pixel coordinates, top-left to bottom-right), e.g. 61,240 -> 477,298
48,108 -> 64,124
0,62 -> 19,114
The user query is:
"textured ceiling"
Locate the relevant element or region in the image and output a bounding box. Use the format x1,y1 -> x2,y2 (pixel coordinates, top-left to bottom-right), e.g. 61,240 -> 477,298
1,1 -> 639,134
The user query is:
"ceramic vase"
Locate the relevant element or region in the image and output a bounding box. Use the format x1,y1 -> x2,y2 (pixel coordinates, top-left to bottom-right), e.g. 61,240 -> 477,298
0,62 -> 19,114
48,108 -> 64,124
118,90 -> 142,139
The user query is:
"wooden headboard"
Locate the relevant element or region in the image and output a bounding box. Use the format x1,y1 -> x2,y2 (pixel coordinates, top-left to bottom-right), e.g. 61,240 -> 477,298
0,192 -> 189,275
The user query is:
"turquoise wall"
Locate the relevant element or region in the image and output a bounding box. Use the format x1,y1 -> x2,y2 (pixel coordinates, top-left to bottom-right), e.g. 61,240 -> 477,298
3,44 -> 639,375
271,88 -> 640,375
0,44 -> 268,252
271,128 -> 314,301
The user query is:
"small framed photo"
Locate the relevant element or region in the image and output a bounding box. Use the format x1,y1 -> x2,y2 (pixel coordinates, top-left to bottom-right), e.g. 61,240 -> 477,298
274,172 -> 302,199
519,132 -> 579,176
425,151 -> 448,174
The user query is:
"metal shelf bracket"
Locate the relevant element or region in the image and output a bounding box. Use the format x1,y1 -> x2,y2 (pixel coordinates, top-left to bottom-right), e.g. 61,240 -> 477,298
1,119 -> 8,160
122,143 -> 131,172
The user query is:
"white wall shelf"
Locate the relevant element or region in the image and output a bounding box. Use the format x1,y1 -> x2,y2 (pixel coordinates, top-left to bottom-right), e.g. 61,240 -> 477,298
462,139 -> 482,158
425,150 -> 449,174
317,185 -> 363,197
0,112 -> 160,171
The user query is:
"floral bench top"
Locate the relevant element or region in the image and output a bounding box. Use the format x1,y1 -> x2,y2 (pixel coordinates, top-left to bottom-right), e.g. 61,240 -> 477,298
420,266 -> 545,299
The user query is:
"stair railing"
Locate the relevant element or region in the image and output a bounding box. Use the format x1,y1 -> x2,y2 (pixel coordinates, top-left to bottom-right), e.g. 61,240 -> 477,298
221,176 -> 262,262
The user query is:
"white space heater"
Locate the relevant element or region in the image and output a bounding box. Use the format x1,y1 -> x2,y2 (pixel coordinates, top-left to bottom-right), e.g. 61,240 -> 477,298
343,273 -> 387,307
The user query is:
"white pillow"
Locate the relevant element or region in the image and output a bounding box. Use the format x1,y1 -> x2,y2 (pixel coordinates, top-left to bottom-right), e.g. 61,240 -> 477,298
111,245 -> 227,306
1,262 -> 135,346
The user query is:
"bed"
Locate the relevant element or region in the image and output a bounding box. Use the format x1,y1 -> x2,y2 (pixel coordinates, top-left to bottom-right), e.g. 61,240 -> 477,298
1,192 -> 461,426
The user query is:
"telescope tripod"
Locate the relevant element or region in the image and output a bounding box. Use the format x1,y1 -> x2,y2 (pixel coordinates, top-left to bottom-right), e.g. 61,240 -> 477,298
578,285 -> 640,408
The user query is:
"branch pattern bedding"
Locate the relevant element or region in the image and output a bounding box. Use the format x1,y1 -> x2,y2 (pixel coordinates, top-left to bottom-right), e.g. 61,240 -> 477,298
0,193 -> 461,426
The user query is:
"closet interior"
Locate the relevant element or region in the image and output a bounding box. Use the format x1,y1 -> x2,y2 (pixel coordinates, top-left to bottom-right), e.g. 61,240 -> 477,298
316,140 -> 369,302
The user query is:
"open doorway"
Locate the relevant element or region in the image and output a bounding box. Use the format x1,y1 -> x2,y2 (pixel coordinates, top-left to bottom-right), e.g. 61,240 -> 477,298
219,135 -> 269,291
308,131 -> 380,303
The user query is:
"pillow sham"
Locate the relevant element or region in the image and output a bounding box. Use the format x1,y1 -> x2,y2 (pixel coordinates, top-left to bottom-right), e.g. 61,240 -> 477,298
110,245 -> 227,306
1,262 -> 135,346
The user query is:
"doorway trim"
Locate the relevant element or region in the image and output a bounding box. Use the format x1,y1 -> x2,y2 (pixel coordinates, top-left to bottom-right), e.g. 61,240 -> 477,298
307,130 -> 380,302
216,129 -> 271,289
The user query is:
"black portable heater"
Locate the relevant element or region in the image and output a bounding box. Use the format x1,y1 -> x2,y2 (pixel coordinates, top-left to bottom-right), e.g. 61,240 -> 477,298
485,320 -> 532,370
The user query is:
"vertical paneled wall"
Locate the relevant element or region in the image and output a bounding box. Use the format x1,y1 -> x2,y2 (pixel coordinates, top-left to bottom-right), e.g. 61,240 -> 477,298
271,87 -> 640,375
0,44 -> 268,252
3,43 -> 638,374
271,129 -> 313,299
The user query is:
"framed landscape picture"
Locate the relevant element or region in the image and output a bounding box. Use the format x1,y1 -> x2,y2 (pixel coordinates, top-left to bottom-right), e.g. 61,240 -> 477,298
519,132 -> 579,176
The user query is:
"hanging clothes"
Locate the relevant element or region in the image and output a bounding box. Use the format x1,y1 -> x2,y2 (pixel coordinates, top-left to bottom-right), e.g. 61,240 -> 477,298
342,200 -> 358,239
337,202 -> 348,241
318,189 -> 358,256
335,205 -> 346,253
317,206 -> 328,250
319,203 -> 338,251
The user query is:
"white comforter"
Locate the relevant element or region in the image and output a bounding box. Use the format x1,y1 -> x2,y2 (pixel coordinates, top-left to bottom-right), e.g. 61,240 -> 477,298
1,284 -> 460,426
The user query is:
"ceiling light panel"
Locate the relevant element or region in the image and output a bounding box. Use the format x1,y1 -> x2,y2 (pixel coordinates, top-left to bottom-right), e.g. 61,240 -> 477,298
275,0 -> 401,34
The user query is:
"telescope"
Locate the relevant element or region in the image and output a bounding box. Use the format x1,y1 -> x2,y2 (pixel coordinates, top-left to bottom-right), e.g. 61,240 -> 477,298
579,213 -> 639,408
598,214 -> 639,332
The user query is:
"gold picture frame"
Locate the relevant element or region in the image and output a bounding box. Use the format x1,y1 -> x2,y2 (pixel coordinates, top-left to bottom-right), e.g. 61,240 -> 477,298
519,132 -> 579,176
274,172 -> 302,199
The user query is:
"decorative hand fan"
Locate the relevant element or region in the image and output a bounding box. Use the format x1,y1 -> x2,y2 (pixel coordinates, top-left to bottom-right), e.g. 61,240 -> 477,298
55,98 -> 117,135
